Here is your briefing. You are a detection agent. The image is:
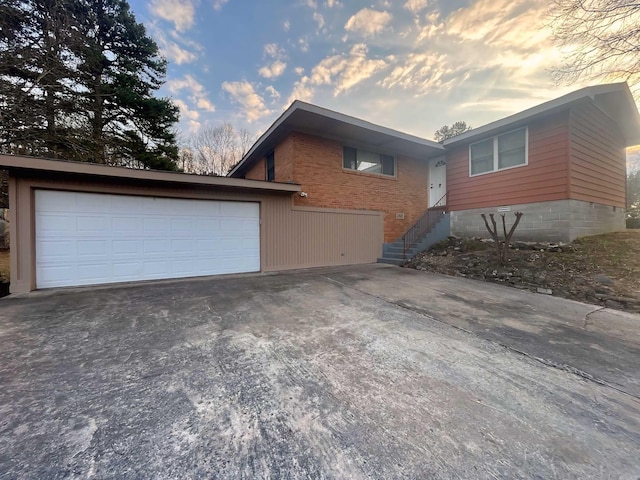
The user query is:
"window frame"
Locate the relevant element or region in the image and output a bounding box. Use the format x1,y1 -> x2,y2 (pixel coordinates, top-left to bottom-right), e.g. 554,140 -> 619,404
266,150 -> 275,182
468,127 -> 528,177
342,146 -> 397,178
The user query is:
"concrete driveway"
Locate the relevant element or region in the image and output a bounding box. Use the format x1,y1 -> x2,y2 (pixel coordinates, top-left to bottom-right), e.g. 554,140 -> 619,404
0,265 -> 639,479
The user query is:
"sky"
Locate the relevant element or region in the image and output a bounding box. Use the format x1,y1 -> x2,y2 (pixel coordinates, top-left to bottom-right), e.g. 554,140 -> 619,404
127,0 -> 627,146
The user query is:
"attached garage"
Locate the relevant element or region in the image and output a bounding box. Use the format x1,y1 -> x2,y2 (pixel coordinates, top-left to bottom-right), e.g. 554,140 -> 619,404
35,190 -> 260,288
2,155 -> 384,294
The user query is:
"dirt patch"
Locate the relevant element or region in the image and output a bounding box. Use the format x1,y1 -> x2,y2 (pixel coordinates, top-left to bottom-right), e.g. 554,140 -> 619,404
405,231 -> 640,313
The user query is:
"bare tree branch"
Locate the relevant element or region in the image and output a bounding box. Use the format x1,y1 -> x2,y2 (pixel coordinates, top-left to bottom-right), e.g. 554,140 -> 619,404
549,0 -> 640,93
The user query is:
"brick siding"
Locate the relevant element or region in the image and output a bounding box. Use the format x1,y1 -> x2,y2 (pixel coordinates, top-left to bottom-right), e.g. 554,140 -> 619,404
289,132 -> 428,242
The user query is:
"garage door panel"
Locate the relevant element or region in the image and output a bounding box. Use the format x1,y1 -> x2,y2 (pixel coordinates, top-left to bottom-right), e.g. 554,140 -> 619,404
82,194 -> 109,212
77,264 -> 111,283
111,217 -> 139,233
38,215 -> 76,233
38,240 -> 76,258
77,216 -> 107,233
170,217 -> 193,233
143,239 -> 171,255
113,262 -> 142,278
77,240 -> 109,256
36,191 -> 260,288
143,217 -> 170,234
220,201 -> 254,217
39,191 -> 79,212
38,265 -> 76,286
112,240 -> 139,255
111,195 -> 139,213
171,239 -> 195,253
143,260 -> 170,277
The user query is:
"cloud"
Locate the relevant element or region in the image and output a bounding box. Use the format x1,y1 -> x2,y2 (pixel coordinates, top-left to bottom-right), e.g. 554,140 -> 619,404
287,78 -> 315,104
283,20 -> 290,31
149,26 -> 200,64
298,37 -> 310,52
212,0 -> 228,10
444,0 -> 550,53
306,0 -> 317,8
148,0 -> 196,32
326,0 -> 339,6
259,44 -> 287,78
287,43 -> 387,103
259,60 -> 287,79
265,85 -> 281,100
404,0 -> 428,14
174,98 -> 199,121
196,98 -> 216,111
313,12 -> 325,29
167,75 -> 215,112
222,81 -> 270,122
264,43 -> 280,57
344,9 -> 392,36
188,120 -> 201,133
294,66 -> 305,75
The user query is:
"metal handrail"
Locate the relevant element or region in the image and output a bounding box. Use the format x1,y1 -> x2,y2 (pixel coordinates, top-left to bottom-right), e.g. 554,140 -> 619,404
402,192 -> 447,260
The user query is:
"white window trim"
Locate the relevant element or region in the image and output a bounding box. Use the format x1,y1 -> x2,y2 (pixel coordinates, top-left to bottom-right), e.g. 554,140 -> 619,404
342,146 -> 397,178
468,127 -> 528,177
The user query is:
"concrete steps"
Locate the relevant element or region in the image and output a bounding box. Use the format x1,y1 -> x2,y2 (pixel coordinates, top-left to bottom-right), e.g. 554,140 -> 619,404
377,213 -> 450,265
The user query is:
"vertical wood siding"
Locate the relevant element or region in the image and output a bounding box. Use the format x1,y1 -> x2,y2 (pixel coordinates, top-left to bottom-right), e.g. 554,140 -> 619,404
569,100 -> 627,207
261,197 -> 383,271
446,111 -> 571,211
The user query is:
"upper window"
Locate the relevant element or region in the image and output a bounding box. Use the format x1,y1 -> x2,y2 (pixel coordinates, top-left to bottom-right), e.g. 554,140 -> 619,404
266,151 -> 275,182
469,127 -> 527,176
343,147 -> 395,176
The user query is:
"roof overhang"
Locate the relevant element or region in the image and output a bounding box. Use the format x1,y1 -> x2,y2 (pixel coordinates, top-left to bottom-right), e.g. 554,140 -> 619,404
443,82 -> 640,148
229,101 -> 446,177
0,155 -> 301,193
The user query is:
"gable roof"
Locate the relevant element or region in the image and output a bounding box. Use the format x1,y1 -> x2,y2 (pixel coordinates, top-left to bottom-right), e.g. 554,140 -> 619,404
442,82 -> 640,147
229,100 -> 446,178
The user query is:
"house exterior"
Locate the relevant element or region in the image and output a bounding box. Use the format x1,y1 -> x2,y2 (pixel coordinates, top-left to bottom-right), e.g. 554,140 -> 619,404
3,83 -> 639,293
1,156 -> 383,294
230,104 -> 446,243
443,84 -> 638,242
231,83 -> 640,248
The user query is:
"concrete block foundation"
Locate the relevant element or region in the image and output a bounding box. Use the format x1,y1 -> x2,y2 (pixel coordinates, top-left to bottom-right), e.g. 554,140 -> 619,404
450,199 -> 625,243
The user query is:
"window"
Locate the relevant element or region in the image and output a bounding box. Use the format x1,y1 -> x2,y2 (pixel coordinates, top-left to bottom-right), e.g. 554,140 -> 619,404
266,151 -> 275,182
469,127 -> 527,176
343,147 -> 395,176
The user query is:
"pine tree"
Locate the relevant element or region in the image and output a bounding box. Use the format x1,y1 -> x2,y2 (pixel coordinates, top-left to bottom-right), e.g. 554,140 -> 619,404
74,0 -> 179,169
0,0 -> 179,170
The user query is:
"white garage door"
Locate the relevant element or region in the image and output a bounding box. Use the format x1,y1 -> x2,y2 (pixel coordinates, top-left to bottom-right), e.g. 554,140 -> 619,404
35,190 -> 260,288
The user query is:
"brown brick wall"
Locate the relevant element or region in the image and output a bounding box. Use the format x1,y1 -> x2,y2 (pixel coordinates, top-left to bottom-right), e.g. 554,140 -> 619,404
242,135 -> 295,183
245,157 -> 265,180
274,134 -> 295,183
289,132 -> 429,242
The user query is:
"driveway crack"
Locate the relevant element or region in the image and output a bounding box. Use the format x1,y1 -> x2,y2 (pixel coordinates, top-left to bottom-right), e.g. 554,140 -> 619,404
583,306 -> 606,329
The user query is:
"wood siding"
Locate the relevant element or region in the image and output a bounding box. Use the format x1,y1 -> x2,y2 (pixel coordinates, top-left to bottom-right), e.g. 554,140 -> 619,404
569,100 -> 627,207
262,200 -> 383,271
446,112 -> 571,211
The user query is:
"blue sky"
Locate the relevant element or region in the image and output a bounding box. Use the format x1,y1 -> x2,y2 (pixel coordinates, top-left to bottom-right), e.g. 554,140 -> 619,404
128,0 -> 596,142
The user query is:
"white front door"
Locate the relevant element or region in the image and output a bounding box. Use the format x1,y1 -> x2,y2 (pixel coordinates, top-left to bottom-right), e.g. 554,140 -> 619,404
35,190 -> 260,288
428,156 -> 447,207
